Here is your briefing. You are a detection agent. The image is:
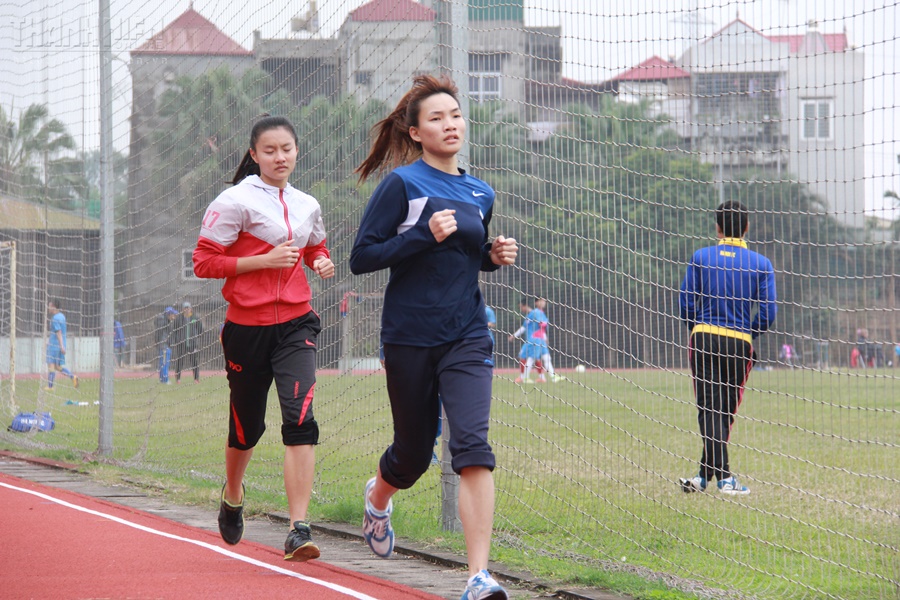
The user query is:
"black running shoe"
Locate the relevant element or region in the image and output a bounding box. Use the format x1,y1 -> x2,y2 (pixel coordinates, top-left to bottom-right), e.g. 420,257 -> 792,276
217,483 -> 244,545
284,520 -> 320,562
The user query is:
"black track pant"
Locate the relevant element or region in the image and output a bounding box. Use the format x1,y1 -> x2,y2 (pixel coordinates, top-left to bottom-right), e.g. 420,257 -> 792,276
220,312 -> 321,450
689,331 -> 753,482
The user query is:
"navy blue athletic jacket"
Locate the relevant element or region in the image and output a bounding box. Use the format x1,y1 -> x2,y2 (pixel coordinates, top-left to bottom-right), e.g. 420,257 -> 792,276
349,159 -> 499,347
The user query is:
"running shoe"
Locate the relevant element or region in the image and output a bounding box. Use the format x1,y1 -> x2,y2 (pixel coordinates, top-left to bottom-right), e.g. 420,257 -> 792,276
217,482 -> 245,545
717,476 -> 750,495
284,520 -> 320,561
362,477 -> 394,558
679,474 -> 707,493
460,569 -> 508,600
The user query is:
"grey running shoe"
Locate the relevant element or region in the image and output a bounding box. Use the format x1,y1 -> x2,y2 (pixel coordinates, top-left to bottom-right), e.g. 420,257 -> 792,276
284,520 -> 320,561
217,482 -> 244,545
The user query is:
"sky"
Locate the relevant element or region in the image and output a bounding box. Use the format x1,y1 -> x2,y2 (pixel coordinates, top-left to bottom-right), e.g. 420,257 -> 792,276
2,0 -> 898,219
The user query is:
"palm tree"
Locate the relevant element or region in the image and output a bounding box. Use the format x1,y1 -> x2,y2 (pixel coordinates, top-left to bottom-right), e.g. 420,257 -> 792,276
0,103 -> 76,200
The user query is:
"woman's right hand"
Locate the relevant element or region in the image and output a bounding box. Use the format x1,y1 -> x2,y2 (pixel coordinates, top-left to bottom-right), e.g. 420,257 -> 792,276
266,240 -> 301,269
429,209 -> 457,243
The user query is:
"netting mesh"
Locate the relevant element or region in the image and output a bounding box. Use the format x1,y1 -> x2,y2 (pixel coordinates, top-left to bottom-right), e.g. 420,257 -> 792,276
2,1 -> 898,598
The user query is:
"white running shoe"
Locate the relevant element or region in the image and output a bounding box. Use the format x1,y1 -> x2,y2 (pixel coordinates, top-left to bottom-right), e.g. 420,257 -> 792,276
679,474 -> 708,493
363,477 -> 394,557
460,569 -> 508,600
717,476 -> 750,495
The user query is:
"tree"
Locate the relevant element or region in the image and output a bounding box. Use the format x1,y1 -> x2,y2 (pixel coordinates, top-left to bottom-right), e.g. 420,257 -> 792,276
726,170 -> 853,357
80,149 -> 129,219
0,103 -> 77,205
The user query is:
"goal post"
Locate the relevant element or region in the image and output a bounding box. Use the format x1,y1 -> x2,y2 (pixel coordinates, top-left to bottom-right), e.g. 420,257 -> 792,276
0,241 -> 16,416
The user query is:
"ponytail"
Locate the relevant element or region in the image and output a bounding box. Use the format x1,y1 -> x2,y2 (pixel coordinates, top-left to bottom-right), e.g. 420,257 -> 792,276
230,151 -> 260,185
355,74 -> 459,183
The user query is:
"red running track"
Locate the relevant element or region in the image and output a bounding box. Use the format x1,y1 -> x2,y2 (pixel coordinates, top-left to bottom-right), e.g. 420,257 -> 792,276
0,472 -> 441,600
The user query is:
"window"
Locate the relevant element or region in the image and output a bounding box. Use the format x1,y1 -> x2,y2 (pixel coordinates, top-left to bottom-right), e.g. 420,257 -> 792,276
800,99 -> 833,140
469,53 -> 503,103
182,250 -> 199,280
354,71 -> 371,86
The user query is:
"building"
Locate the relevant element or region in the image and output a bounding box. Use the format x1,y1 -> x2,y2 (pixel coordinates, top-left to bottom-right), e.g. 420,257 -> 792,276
0,194 -> 101,373
254,0 -> 562,118
665,19 -> 864,229
125,8 -> 255,356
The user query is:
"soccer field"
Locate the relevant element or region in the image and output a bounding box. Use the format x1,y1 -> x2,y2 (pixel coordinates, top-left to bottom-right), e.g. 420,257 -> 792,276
2,367 -> 897,599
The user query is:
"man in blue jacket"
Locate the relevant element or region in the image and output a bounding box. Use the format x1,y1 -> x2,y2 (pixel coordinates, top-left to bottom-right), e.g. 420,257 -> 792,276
678,201 -> 777,495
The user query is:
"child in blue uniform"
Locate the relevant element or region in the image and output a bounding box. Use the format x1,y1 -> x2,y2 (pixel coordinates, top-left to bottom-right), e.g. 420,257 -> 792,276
350,74 -> 518,600
45,300 -> 78,390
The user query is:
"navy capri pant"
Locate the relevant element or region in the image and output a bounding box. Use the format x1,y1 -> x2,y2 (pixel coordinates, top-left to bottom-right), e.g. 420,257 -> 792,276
380,335 -> 496,489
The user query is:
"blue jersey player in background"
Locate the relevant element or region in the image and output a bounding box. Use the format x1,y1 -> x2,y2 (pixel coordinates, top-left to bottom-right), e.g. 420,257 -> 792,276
45,299 -> 78,390
509,298 -> 560,383
678,200 -> 777,496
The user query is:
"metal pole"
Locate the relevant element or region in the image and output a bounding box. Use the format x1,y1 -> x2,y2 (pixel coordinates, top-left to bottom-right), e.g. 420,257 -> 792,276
8,242 -> 15,410
97,0 -> 115,454
435,0 -> 468,533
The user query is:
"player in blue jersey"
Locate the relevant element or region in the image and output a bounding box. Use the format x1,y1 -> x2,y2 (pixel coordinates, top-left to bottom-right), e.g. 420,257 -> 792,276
484,304 -> 497,347
509,298 -> 559,383
678,200 -> 777,496
350,74 -> 517,600
44,299 -> 78,390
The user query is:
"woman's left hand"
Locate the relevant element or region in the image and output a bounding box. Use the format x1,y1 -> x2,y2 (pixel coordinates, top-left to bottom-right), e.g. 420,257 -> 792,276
313,257 -> 335,279
490,236 -> 518,266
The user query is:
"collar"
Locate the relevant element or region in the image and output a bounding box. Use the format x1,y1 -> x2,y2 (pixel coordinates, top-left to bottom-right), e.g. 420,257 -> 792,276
718,237 -> 748,249
243,174 -> 292,194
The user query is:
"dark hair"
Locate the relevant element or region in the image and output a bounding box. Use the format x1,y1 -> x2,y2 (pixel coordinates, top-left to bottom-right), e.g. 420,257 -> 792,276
355,74 -> 460,182
49,299 -> 61,310
716,200 -> 749,238
230,115 -> 299,185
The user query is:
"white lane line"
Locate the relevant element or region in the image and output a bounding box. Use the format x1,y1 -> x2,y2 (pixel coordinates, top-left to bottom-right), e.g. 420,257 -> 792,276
0,480 -> 379,600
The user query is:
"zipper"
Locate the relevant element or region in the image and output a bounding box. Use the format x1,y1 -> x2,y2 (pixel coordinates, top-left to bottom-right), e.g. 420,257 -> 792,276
276,187 -> 293,322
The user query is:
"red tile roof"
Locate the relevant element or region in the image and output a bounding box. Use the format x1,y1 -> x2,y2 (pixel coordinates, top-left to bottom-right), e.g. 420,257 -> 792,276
349,0 -> 435,22
766,33 -> 848,53
611,56 -> 690,82
132,9 -> 251,56
706,19 -> 849,54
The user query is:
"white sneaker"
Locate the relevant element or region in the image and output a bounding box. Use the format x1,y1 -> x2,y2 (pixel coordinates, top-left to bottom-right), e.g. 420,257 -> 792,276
679,474 -> 707,493
717,476 -> 750,495
460,569 -> 508,600
362,477 -> 394,557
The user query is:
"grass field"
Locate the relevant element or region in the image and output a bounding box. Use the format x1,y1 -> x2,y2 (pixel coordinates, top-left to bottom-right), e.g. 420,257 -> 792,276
2,366 -> 897,600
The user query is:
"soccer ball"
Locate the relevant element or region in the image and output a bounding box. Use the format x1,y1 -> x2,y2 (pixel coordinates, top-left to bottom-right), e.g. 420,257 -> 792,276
574,364 -> 586,373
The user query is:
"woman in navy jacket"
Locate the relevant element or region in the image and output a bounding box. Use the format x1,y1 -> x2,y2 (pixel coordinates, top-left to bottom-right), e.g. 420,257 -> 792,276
350,75 -> 517,600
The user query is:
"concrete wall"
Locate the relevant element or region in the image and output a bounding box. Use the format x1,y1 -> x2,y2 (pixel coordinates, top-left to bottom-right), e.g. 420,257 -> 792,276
1,337 -> 100,375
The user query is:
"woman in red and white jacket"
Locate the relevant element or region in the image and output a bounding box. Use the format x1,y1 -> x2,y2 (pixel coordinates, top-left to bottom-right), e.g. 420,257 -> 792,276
193,115 -> 334,562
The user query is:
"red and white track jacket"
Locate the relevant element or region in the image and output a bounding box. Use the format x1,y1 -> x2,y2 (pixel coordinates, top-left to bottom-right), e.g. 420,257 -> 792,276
193,175 -> 330,326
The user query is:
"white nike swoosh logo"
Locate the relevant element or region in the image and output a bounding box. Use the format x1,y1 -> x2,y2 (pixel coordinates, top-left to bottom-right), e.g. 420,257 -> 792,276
473,192 -> 485,197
